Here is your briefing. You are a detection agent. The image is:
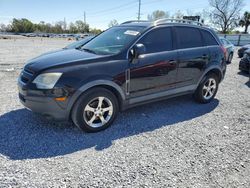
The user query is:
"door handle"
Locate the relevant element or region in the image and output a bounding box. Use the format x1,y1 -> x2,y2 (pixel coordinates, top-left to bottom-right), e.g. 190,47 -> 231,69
168,60 -> 177,66
202,54 -> 209,59
169,60 -> 177,65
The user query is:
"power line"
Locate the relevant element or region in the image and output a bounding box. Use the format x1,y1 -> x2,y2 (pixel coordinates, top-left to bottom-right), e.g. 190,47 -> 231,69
89,4 -> 138,18
88,0 -> 137,15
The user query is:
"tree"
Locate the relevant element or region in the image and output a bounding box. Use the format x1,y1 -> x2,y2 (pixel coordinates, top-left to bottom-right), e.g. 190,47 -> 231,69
147,10 -> 169,21
75,20 -> 89,33
69,22 -> 78,33
172,10 -> 184,19
208,0 -> 244,33
90,28 -> 102,35
11,18 -> 35,33
0,24 -> 6,32
108,19 -> 118,27
239,11 -> 250,33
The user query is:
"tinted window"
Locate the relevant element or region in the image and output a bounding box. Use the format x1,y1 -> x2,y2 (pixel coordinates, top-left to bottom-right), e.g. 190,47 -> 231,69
221,39 -> 227,45
83,26 -> 145,55
138,27 -> 172,53
224,39 -> 232,45
176,27 -> 203,49
201,30 -> 218,46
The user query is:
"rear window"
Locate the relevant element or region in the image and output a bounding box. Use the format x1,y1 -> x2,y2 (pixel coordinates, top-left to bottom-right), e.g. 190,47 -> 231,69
201,30 -> 218,46
175,27 -> 203,49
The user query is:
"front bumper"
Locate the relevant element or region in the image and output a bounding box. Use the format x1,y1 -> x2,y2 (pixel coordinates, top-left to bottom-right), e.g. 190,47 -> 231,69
18,80 -> 70,121
239,59 -> 250,73
238,50 -> 244,58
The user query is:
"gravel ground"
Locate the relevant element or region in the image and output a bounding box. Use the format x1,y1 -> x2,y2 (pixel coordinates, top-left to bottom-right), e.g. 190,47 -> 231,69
0,38 -> 249,187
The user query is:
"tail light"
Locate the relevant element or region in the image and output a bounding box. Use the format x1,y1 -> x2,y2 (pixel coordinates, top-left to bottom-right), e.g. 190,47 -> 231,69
221,46 -> 227,59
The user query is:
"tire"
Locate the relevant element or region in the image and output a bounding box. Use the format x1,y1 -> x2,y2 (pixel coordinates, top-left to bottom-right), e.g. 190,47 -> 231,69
227,53 -> 233,64
194,73 -> 219,104
71,88 -> 119,132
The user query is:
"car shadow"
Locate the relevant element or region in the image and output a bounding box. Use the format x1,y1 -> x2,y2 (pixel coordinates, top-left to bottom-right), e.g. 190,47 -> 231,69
237,71 -> 250,87
0,95 -> 219,160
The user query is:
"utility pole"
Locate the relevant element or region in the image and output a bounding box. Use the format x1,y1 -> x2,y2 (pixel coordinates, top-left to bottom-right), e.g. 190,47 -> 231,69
63,17 -> 66,31
137,0 -> 141,21
84,11 -> 86,24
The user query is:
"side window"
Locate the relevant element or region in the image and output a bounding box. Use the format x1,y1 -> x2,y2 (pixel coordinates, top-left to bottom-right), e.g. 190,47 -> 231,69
201,30 -> 218,46
175,27 -> 203,49
138,27 -> 172,54
225,39 -> 231,45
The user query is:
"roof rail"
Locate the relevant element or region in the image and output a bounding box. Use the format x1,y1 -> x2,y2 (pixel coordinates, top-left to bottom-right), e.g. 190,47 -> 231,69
154,18 -> 203,26
121,20 -> 149,25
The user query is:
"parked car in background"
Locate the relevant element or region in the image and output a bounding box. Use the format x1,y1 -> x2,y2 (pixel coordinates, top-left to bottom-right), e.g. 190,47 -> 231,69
63,36 -> 94,49
238,44 -> 250,58
239,49 -> 250,74
220,37 -> 234,64
18,19 -> 227,132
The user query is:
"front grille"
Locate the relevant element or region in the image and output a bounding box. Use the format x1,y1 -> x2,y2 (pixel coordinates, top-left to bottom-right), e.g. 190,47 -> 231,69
24,67 -> 34,75
19,93 -> 25,102
20,67 -> 35,84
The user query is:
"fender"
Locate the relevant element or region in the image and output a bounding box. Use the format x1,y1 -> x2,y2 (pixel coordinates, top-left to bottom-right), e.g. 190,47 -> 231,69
66,80 -> 126,117
196,65 -> 224,89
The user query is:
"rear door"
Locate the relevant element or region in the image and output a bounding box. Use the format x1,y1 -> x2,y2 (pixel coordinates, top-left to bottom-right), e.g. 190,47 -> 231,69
175,26 -> 209,88
129,27 -> 178,98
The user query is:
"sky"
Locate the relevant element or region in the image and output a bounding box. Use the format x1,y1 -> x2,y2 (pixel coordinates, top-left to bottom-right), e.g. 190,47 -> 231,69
0,0 -> 250,30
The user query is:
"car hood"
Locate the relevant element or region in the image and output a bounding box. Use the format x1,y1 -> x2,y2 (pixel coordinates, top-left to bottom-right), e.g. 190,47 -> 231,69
25,49 -> 103,72
242,44 -> 250,49
244,49 -> 250,55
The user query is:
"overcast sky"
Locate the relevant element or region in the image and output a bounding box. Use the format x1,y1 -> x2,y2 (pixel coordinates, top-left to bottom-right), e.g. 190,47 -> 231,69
0,0 -> 249,30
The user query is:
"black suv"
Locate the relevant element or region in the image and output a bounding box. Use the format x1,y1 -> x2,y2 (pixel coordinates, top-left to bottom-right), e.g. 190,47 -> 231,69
18,19 -> 227,132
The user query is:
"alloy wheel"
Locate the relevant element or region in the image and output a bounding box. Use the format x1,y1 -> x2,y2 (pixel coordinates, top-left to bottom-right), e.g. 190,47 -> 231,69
83,96 -> 113,128
202,78 -> 217,100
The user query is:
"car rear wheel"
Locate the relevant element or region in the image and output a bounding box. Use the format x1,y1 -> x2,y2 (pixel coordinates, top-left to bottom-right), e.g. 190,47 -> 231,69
71,88 -> 119,132
194,73 -> 219,103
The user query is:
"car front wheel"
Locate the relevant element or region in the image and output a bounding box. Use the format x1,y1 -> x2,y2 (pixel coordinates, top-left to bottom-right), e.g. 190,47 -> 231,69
71,88 -> 119,132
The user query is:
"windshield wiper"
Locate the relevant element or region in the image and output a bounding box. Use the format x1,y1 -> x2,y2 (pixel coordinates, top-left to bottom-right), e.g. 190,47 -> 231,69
82,48 -> 97,54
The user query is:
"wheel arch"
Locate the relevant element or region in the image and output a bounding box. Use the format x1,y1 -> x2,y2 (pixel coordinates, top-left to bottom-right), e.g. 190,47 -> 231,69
67,80 -> 126,119
197,66 -> 223,88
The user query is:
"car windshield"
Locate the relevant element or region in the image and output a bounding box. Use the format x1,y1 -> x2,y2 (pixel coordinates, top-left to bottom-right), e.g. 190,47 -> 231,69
82,26 -> 145,55
64,36 -> 93,49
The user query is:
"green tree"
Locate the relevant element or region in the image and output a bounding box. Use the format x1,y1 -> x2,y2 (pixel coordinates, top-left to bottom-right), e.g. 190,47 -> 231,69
69,22 -> 78,33
75,20 -> 89,33
11,18 -> 35,33
239,11 -> 250,34
90,28 -> 102,35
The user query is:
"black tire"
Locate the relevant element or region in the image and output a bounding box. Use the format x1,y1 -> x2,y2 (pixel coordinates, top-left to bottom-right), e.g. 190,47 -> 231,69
71,88 -> 119,132
194,73 -> 219,104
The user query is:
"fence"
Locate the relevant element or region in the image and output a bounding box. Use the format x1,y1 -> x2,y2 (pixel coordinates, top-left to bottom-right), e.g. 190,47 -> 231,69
218,34 -> 250,46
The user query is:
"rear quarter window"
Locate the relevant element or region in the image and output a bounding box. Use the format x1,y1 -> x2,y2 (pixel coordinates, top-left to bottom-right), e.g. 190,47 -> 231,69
201,30 -> 218,46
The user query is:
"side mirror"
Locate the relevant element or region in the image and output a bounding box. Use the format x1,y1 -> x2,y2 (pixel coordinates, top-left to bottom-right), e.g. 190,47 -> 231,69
130,43 -> 146,61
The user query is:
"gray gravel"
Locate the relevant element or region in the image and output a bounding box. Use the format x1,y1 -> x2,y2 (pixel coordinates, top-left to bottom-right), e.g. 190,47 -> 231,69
0,38 -> 249,187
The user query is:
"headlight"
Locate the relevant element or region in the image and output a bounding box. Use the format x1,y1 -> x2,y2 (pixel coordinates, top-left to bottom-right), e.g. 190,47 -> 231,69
243,54 -> 250,61
33,73 -> 62,89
